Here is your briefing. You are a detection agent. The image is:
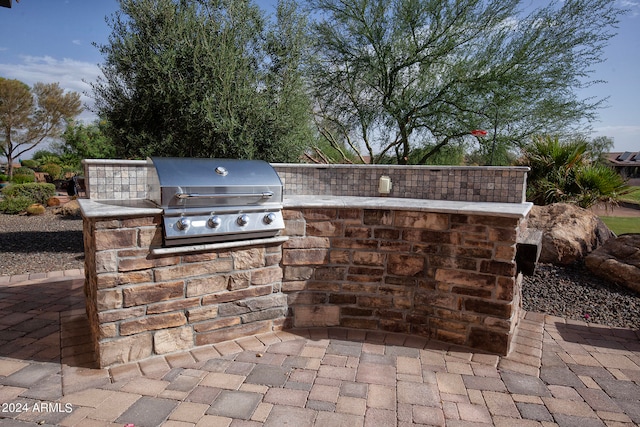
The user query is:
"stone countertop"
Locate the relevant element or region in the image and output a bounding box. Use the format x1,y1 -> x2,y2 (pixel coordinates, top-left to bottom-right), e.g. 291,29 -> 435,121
284,195 -> 533,218
78,198 -> 162,218
79,196 -> 532,219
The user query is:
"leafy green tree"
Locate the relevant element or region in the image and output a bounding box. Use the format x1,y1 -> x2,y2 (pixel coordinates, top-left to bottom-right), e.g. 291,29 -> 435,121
92,0 -> 313,162
584,135 -> 614,164
56,120 -> 116,164
32,150 -> 61,165
307,138 -> 362,164
307,0 -> 624,164
0,78 -> 82,177
30,149 -> 81,179
409,143 -> 467,166
257,0 -> 316,162
519,135 -> 629,208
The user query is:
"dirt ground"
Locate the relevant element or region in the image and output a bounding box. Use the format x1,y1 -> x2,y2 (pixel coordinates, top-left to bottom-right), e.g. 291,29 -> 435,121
589,202 -> 640,218
587,178 -> 640,217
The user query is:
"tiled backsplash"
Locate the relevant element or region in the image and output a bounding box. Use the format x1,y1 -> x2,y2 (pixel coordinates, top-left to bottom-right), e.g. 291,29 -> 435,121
83,159 -> 529,204
273,164 -> 528,203
84,159 -> 149,200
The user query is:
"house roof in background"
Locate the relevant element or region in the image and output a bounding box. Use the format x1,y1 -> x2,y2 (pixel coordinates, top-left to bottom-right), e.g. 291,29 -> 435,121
607,152 -> 640,166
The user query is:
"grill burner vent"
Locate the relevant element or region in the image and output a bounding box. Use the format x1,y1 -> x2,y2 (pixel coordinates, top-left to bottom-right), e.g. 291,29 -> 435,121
147,157 -> 284,246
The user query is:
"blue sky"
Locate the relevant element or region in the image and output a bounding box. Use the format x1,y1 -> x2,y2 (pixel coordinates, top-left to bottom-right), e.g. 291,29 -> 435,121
1,0 -> 638,154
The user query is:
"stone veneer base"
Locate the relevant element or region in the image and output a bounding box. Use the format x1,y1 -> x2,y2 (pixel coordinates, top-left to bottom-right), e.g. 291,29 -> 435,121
80,195 -> 530,367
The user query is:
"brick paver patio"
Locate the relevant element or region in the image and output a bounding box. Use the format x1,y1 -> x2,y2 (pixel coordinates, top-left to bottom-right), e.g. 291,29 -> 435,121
0,270 -> 639,426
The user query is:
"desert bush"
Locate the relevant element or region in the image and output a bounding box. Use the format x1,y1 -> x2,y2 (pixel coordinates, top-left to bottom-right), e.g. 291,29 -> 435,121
20,159 -> 39,169
575,164 -> 630,207
11,166 -> 36,184
40,163 -> 63,180
520,135 -> 630,208
1,183 -> 56,205
14,166 -> 35,176
11,174 -> 35,184
0,195 -> 33,214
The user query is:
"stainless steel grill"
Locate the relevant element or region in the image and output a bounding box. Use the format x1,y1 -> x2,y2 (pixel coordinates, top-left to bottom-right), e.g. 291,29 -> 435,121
147,157 -> 284,246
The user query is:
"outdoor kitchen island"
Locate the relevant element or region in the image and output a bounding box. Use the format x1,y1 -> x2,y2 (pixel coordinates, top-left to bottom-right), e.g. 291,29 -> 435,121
79,160 -> 532,368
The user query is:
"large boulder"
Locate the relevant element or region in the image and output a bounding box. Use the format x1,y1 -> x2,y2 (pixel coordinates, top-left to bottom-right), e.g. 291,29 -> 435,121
526,203 -> 614,265
585,234 -> 640,293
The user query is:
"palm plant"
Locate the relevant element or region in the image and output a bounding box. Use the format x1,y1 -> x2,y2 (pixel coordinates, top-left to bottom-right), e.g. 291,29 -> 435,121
520,135 -> 630,208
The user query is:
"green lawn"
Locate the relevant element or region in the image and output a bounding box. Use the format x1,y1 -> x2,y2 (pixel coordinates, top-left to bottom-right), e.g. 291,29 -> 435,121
597,185 -> 640,234
599,216 -> 640,235
621,186 -> 640,204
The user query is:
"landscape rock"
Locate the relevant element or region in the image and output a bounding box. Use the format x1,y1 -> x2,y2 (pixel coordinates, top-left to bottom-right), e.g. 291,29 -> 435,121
54,199 -> 81,217
46,196 -> 61,207
585,234 -> 640,293
526,203 -> 614,265
26,203 -> 46,215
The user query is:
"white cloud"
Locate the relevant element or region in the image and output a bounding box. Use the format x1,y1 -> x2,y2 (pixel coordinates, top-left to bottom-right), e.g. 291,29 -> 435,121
619,0 -> 639,7
0,55 -> 101,123
594,124 -> 640,134
618,0 -> 640,16
72,39 -> 82,46
592,125 -> 640,152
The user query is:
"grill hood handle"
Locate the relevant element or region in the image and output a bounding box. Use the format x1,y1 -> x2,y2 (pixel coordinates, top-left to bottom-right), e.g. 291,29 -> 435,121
175,191 -> 274,200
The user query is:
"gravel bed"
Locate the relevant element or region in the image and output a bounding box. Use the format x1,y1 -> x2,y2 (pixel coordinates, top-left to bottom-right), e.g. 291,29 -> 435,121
1,210 -> 638,329
522,262 -> 640,329
0,210 -> 85,276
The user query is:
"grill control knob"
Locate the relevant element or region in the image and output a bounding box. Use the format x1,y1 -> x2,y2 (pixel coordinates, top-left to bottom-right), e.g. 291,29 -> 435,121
237,214 -> 249,227
208,216 -> 222,228
176,218 -> 190,231
263,212 -> 277,224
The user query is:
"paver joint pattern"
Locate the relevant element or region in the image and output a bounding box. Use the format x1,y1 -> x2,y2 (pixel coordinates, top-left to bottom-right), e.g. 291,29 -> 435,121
0,272 -> 639,426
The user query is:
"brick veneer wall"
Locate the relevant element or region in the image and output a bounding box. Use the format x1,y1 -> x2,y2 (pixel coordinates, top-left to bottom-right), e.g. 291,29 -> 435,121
83,215 -> 287,368
281,207 -> 523,355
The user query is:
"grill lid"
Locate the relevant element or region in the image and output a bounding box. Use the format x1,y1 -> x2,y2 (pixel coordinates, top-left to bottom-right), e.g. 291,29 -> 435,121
148,157 -> 283,212
146,157 -> 285,247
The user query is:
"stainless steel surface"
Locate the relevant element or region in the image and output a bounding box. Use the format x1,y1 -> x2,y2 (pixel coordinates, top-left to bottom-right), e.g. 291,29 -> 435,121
147,157 -> 284,246
175,191 -> 274,200
264,212 -> 277,224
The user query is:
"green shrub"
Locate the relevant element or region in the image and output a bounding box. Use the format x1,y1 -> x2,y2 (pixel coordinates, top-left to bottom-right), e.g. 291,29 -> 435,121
575,164 -> 630,208
1,182 -> 56,205
0,195 -> 33,214
520,135 -> 630,208
14,166 -> 35,176
40,163 -> 63,180
10,166 -> 37,184
0,174 -> 8,182
11,174 -> 35,184
20,159 -> 39,169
